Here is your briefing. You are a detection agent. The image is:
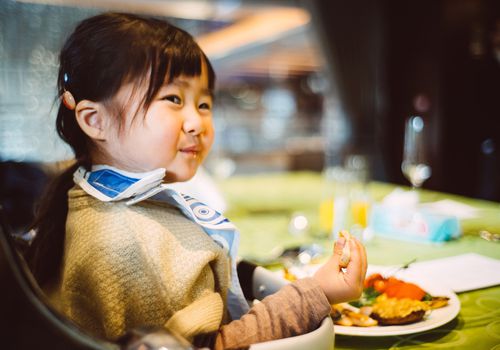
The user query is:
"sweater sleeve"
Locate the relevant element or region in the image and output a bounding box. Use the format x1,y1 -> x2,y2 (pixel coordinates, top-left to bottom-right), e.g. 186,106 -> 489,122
212,277 -> 331,350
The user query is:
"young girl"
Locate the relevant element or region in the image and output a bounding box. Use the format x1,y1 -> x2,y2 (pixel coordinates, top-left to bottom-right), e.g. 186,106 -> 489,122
26,12 -> 367,349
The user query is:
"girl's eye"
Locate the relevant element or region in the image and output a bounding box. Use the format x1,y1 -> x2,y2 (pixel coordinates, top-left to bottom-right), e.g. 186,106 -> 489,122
163,95 -> 182,104
199,102 -> 211,110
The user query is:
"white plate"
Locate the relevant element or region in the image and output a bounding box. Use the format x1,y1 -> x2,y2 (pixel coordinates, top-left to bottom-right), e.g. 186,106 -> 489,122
334,280 -> 461,337
278,264 -> 461,337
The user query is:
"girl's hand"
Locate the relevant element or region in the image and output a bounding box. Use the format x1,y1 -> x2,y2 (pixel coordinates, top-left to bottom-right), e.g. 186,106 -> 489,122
312,235 -> 367,304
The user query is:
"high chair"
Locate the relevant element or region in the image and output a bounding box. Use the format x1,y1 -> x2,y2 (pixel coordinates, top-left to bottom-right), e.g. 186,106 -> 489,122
0,207 -> 115,350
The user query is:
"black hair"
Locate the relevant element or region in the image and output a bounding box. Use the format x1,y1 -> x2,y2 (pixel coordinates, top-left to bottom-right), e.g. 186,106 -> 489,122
25,12 -> 215,285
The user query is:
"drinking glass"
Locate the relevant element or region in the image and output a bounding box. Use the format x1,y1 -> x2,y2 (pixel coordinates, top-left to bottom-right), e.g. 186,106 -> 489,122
401,116 -> 432,189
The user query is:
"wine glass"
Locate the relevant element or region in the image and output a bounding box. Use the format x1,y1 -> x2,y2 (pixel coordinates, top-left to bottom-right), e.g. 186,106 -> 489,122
401,116 -> 432,189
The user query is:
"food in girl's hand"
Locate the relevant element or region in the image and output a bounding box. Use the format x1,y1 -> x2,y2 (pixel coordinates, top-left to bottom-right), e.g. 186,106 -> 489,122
338,230 -> 351,268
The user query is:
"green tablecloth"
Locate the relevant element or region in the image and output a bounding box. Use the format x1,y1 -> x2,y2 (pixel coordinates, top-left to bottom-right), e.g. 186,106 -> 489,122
217,172 -> 500,350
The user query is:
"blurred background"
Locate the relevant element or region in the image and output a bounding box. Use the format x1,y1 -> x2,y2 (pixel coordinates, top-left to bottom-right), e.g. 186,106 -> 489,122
1,0 -> 500,235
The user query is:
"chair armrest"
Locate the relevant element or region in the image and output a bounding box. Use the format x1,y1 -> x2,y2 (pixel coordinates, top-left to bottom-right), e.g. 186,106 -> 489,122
251,266 -> 289,300
237,260 -> 289,301
249,316 -> 334,350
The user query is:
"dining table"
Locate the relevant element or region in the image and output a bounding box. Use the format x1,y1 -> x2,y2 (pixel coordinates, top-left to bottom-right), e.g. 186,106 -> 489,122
217,171 -> 500,350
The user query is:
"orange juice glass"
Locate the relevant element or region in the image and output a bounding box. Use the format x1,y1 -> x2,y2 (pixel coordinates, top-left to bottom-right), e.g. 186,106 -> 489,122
319,198 -> 334,233
351,199 -> 369,228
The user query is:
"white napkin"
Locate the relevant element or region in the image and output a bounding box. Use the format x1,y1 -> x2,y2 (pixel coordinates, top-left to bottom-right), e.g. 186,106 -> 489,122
419,199 -> 479,219
375,253 -> 500,293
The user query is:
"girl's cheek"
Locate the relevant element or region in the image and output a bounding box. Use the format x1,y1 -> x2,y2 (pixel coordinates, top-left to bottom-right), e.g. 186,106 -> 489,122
206,119 -> 215,134
207,127 -> 215,146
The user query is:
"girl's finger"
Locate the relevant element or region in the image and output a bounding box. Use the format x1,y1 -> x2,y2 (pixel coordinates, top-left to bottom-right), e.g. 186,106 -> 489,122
345,237 -> 366,287
342,240 -> 360,278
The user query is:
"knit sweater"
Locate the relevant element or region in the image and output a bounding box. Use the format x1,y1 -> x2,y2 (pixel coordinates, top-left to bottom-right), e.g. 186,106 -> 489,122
46,186 -> 332,348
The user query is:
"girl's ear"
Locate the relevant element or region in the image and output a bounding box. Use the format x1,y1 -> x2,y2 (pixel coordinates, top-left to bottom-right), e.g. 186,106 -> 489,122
75,100 -> 107,141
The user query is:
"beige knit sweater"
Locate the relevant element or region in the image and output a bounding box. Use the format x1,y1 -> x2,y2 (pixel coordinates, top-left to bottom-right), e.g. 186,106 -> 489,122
46,186 -> 331,348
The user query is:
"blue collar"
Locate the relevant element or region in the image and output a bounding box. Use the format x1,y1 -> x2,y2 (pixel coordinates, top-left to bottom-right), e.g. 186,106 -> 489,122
74,165 -> 166,204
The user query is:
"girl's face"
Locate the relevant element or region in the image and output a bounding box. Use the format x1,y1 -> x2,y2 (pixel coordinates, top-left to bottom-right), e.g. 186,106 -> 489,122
100,63 -> 214,183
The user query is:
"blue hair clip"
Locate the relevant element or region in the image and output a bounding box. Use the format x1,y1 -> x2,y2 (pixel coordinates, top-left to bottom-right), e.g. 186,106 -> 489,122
64,73 -> 69,84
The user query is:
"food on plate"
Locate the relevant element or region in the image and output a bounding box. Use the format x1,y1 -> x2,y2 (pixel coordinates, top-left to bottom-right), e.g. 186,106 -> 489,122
425,296 -> 450,309
338,230 -> 351,268
336,314 -> 354,327
364,274 -> 426,299
370,294 -> 430,325
332,273 -> 450,327
359,306 -> 373,316
330,304 -> 378,327
330,304 -> 342,320
345,310 -> 379,327
282,266 -> 451,328
355,273 -> 449,307
385,282 -> 426,300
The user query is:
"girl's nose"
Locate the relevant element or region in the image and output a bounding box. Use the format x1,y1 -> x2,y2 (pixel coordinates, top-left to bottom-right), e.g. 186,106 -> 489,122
183,108 -> 204,135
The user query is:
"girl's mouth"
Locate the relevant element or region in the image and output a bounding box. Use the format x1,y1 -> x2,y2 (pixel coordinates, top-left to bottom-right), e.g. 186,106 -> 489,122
180,145 -> 201,157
